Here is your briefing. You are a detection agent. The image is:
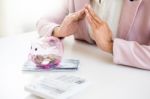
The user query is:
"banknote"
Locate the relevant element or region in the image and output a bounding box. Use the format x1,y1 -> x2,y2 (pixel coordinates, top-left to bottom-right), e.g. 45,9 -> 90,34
23,59 -> 80,72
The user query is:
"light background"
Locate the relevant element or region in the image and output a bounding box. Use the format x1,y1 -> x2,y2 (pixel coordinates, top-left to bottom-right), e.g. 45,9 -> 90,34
0,0 -> 61,37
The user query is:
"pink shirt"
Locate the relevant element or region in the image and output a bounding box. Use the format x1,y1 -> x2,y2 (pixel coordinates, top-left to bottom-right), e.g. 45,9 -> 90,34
37,0 -> 150,70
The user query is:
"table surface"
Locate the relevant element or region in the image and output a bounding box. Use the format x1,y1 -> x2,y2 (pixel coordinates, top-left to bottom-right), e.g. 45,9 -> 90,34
0,32 -> 150,99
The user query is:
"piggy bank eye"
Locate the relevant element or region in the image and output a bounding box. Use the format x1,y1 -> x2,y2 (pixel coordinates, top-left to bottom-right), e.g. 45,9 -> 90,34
35,48 -> 38,51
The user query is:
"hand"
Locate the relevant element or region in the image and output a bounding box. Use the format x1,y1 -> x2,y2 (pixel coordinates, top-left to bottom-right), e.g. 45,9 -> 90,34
53,9 -> 85,37
85,5 -> 113,53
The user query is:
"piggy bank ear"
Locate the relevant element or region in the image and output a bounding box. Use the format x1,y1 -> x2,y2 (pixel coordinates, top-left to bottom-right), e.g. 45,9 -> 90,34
47,36 -> 61,46
48,38 -> 57,46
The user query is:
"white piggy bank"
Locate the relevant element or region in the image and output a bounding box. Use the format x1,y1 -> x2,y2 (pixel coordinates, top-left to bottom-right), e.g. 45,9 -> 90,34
29,36 -> 63,69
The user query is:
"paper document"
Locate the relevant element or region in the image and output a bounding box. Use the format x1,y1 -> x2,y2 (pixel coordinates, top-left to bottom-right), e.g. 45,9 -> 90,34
25,75 -> 89,99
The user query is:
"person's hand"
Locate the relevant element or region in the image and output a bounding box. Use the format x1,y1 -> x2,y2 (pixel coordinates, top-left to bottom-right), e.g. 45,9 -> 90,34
53,9 -> 85,37
85,5 -> 113,53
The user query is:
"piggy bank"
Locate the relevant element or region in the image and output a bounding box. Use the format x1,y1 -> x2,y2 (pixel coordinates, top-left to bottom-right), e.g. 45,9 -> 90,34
28,36 -> 63,69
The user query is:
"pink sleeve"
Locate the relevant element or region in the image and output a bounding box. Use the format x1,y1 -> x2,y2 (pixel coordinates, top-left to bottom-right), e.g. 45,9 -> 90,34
113,38 -> 150,70
36,0 -> 69,37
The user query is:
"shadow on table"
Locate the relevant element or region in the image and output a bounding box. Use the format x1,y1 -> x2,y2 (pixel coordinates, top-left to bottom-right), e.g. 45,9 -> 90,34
67,40 -> 150,71
25,94 -> 44,99
64,39 -> 113,65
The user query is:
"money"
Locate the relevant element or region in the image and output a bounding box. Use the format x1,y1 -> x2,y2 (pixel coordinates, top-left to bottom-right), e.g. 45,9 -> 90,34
22,59 -> 80,72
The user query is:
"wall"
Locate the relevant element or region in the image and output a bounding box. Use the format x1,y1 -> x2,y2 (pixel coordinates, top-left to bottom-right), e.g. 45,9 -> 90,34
0,0 -> 4,36
0,0 -> 61,37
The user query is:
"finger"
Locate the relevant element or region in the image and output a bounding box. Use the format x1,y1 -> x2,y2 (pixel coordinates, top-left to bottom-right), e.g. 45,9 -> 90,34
85,5 -> 103,23
85,8 -> 101,28
78,9 -> 86,20
85,8 -> 99,26
85,8 -> 98,26
85,9 -> 96,29
73,9 -> 85,21
86,5 -> 101,22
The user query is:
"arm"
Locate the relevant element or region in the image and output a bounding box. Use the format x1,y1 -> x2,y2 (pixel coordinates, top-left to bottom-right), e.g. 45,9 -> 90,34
37,0 -> 85,38
113,39 -> 150,70
85,5 -> 150,70
36,0 -> 69,37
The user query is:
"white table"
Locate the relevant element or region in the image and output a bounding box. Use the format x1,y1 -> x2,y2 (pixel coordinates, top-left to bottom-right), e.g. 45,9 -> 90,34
0,32 -> 150,99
